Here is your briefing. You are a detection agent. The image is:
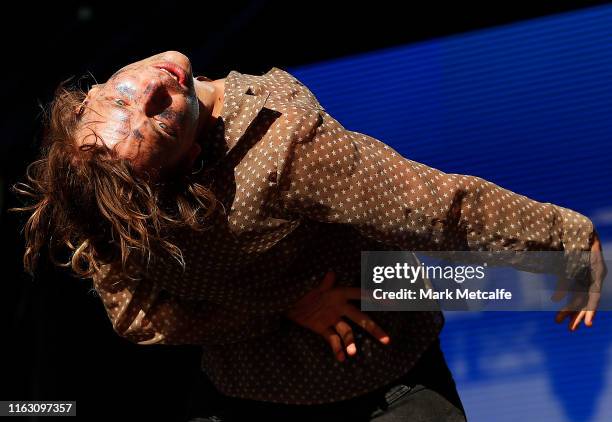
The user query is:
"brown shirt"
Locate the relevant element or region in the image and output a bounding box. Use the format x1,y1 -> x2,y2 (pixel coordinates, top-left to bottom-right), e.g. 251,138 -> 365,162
92,67 -> 595,404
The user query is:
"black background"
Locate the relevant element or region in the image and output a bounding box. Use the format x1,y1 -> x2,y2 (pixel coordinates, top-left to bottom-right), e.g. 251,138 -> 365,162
2,1 -> 609,420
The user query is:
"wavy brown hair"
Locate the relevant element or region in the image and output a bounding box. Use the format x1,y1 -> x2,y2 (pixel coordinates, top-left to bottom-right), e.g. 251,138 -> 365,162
10,79 -> 219,279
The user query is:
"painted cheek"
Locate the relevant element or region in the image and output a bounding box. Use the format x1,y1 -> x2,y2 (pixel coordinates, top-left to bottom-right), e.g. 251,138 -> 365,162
186,94 -> 199,117
97,127 -> 124,149
132,129 -> 145,141
184,94 -> 200,130
98,111 -> 131,142
109,109 -> 130,126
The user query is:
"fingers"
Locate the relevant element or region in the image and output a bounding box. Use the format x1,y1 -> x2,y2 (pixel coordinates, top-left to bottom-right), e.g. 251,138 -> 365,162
585,291 -> 602,312
313,270 -> 394,361
555,309 -> 582,331
317,271 -> 336,292
343,305 -> 391,345
323,327 -> 345,362
555,309 -> 596,331
326,311 -> 392,362
334,320 -> 357,357
585,310 -> 596,327
570,310 -> 586,331
555,309 -> 573,324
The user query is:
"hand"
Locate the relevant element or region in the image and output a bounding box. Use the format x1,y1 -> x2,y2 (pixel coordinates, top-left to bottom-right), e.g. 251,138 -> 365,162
555,230 -> 608,331
285,270 -> 391,362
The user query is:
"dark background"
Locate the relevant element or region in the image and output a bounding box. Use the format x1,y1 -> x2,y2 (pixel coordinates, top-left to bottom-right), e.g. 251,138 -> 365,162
2,1 -> 609,420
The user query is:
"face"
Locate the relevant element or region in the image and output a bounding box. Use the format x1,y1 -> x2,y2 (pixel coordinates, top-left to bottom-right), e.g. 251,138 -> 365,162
77,51 -> 202,177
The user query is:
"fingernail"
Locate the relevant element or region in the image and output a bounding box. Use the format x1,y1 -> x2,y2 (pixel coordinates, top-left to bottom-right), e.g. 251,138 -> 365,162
380,336 -> 390,344
347,344 -> 357,355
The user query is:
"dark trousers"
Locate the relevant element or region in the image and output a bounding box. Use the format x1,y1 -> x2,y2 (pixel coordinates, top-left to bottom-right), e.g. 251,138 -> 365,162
187,338 -> 467,422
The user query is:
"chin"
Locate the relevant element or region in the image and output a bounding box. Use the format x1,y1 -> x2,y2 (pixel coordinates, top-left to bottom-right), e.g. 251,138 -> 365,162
160,51 -> 192,70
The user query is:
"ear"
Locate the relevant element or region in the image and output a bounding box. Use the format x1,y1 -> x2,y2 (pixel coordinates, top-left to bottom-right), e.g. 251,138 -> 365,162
75,100 -> 87,116
77,84 -> 101,115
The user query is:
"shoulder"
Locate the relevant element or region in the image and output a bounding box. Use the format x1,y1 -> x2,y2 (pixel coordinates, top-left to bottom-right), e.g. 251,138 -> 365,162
264,66 -> 304,84
91,258 -> 145,290
257,67 -> 325,112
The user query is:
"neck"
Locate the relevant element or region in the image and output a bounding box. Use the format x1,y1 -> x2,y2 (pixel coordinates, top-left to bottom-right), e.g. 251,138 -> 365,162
193,77 -> 225,138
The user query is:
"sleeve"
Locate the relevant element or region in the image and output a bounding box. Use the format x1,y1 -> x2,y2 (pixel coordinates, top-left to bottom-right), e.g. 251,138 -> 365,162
91,261 -> 284,346
275,108 -> 595,279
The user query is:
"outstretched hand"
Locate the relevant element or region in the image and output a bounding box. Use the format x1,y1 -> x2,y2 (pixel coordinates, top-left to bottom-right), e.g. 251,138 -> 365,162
554,230 -> 607,331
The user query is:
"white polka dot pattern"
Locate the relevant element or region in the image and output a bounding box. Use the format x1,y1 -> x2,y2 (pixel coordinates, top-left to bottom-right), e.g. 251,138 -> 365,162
276,107 -> 595,280
91,66 -> 595,405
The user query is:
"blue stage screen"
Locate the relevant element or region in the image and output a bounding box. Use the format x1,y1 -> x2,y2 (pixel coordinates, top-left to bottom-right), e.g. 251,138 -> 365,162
288,5 -> 612,421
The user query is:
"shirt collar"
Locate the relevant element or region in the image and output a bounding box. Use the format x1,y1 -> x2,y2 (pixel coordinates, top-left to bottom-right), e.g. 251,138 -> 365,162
198,70 -> 272,172
219,70 -> 272,153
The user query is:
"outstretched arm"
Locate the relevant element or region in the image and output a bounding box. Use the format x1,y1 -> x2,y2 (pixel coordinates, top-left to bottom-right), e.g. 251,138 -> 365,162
273,107 -> 601,331
276,108 -> 595,275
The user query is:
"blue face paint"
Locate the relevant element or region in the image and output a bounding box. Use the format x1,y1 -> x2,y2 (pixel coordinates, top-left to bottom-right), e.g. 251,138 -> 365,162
132,128 -> 145,142
115,82 -> 137,101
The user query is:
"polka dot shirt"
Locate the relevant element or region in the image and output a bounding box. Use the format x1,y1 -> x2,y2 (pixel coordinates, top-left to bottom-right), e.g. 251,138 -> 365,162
92,67 -> 595,405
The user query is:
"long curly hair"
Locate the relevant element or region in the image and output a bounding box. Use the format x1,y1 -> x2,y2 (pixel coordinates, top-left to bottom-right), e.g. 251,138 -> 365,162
9,78 -> 219,279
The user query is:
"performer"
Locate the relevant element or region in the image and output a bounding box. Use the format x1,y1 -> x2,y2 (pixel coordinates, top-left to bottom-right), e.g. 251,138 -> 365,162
12,51 -> 606,421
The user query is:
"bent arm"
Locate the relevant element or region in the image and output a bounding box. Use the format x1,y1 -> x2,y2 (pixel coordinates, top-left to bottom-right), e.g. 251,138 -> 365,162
92,261 -> 284,346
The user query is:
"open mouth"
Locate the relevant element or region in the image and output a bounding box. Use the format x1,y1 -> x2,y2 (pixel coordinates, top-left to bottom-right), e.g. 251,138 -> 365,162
152,62 -> 187,88
159,67 -> 178,81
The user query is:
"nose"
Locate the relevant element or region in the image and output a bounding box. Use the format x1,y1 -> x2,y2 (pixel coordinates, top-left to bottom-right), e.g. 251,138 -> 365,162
141,78 -> 172,117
